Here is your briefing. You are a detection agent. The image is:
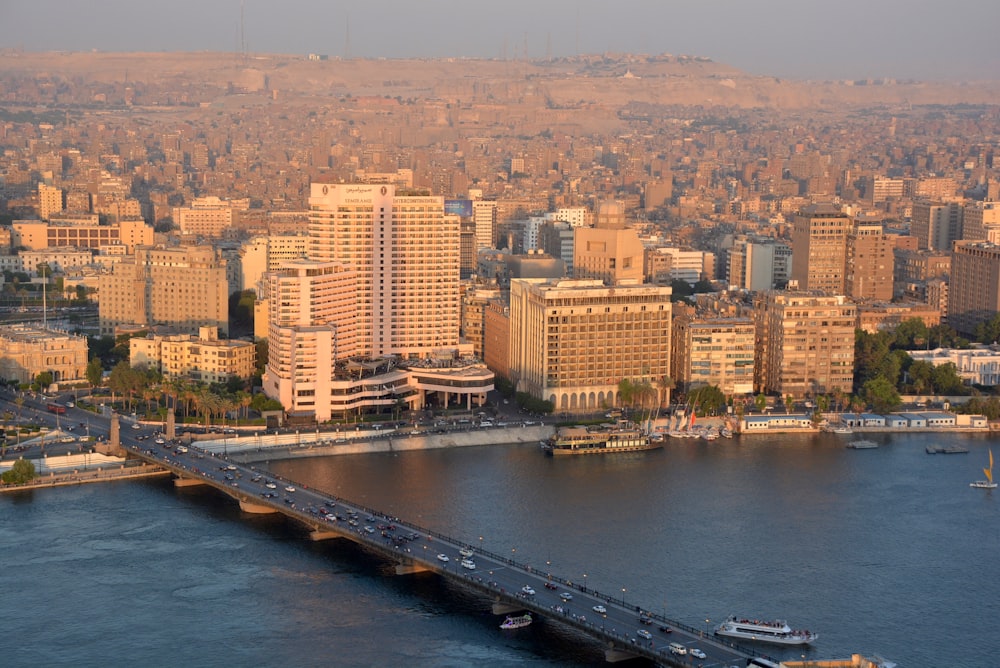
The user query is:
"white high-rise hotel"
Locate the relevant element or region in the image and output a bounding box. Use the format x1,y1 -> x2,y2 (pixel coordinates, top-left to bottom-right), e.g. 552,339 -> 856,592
308,183 -> 460,358
263,183 -> 491,421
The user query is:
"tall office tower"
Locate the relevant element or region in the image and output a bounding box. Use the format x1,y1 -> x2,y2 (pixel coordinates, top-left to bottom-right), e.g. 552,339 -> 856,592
911,201 -> 963,251
845,222 -> 893,301
262,259 -> 359,418
573,200 -> 644,284
472,200 -> 497,250
790,203 -> 851,294
98,246 -> 229,336
728,236 -> 794,291
37,183 -> 64,220
753,292 -> 856,398
962,201 -> 1000,243
509,278 -> 672,412
948,241 -> 1000,337
307,183 -> 459,359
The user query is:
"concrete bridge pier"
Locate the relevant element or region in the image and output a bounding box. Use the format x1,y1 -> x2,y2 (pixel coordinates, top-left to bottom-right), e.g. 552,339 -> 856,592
173,477 -> 206,487
603,647 -> 640,663
491,601 -> 524,615
309,529 -> 339,541
394,560 -> 431,575
239,499 -> 278,514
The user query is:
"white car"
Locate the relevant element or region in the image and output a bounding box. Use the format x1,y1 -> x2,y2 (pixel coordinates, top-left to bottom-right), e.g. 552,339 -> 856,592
637,629 -> 652,640
592,605 -> 607,614
521,585 -> 535,595
437,553 -> 450,562
690,648 -> 707,659
131,423 -> 141,430
460,558 -> 476,570
284,486 -> 296,492
559,592 -> 573,601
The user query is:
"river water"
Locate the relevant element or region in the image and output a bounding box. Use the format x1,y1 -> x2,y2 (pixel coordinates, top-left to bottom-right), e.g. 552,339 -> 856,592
2,430 -> 997,667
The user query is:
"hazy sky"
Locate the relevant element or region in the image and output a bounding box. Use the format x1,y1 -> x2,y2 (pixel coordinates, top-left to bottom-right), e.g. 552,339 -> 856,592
2,0 -> 998,81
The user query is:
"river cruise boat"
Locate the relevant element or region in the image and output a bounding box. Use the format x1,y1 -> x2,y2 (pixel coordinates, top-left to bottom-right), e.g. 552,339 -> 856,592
542,422 -> 661,456
714,616 -> 817,646
499,613 -> 532,630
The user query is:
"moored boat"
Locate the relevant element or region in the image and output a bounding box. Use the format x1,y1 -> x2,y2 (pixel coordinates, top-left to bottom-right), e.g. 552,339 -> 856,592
926,445 -> 969,454
500,613 -> 532,630
714,616 -> 817,645
542,421 -> 661,455
847,439 -> 878,449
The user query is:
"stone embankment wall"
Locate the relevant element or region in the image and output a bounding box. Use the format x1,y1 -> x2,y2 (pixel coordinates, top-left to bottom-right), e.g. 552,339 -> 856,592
234,425 -> 556,463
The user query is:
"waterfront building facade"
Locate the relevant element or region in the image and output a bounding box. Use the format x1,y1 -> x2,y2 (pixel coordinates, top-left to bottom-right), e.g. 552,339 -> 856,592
672,314 -> 755,396
509,278 -> 672,412
753,291 -> 856,398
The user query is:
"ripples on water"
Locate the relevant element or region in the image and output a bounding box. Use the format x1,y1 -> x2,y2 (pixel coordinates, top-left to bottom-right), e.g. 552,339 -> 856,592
2,431 -> 997,666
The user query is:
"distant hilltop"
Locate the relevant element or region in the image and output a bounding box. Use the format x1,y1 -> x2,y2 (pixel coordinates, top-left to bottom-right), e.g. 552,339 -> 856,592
1,50 -> 998,111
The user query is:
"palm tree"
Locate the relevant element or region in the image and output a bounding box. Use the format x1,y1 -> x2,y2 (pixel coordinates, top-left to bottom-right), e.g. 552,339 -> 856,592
657,375 -> 674,409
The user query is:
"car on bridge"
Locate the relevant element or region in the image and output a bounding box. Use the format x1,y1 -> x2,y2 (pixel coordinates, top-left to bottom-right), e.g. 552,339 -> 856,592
521,585 -> 535,595
637,629 -> 652,640
437,553 -> 449,562
559,591 -> 573,601
690,648 -> 707,659
592,604 -> 607,614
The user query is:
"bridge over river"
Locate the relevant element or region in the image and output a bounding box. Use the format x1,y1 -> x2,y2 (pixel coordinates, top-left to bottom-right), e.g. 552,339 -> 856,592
126,441 -> 775,667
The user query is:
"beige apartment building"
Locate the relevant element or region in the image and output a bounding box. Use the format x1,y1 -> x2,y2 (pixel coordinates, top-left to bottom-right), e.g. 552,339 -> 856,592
753,292 -> 856,398
911,201 -> 963,251
509,278 -> 672,412
845,222 -> 893,301
949,241 -> 1000,336
0,324 -> 88,385
461,285 -> 501,360
672,314 -> 755,396
237,233 -> 309,294
483,300 -> 511,382
13,218 -> 153,253
173,197 -> 237,237
308,183 -> 460,359
130,326 -> 256,383
573,200 -> 645,284
790,204 -> 851,294
98,245 -> 229,336
855,302 -> 941,334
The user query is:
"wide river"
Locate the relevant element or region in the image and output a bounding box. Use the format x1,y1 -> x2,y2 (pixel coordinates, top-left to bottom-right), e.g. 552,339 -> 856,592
2,430 -> 997,667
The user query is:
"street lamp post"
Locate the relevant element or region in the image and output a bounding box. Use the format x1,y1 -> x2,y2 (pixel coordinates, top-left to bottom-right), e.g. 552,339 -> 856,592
622,587 -> 626,606
583,573 -> 587,592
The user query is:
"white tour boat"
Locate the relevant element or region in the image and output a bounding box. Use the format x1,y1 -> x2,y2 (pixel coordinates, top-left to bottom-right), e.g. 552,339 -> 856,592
499,613 -> 532,630
714,616 -> 817,646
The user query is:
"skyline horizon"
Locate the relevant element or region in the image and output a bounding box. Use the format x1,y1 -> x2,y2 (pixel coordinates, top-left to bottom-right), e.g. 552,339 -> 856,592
2,1 -> 999,83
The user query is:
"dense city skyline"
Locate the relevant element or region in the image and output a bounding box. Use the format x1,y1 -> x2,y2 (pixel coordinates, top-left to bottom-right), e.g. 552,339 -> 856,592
2,0 -> 999,81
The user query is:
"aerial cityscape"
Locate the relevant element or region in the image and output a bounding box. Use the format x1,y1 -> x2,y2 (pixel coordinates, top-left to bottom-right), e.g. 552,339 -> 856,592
1,3 -> 999,666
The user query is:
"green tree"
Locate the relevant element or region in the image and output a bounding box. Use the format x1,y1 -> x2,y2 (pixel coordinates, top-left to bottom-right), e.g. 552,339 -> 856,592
931,362 -> 966,395
862,376 -> 902,414
907,360 -> 935,394
892,318 -> 929,349
972,313 -> 1000,344
34,371 -> 53,392
689,385 -> 726,416
854,330 -> 893,389
2,458 -> 36,485
86,358 -> 104,388
784,395 -> 795,414
754,393 -> 767,413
